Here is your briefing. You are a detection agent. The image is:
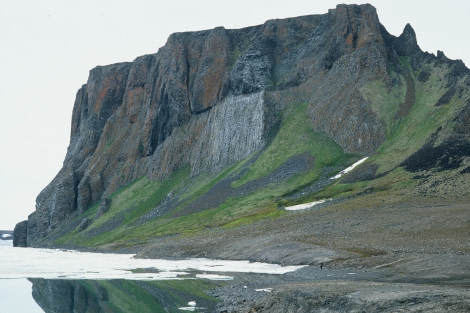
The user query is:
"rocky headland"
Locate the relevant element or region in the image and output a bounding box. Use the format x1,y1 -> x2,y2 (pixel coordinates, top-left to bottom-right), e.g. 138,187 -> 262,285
14,3 -> 470,312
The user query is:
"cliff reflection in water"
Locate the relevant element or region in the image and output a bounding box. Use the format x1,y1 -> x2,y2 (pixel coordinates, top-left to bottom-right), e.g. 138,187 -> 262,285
1,245 -> 304,312
30,278 -> 219,313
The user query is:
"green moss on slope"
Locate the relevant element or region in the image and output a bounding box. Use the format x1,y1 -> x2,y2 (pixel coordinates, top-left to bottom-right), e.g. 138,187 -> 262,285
371,58 -> 466,174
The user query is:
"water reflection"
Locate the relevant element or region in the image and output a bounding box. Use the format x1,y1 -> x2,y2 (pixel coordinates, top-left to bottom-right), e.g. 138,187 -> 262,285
0,244 -> 304,312
30,278 -> 219,313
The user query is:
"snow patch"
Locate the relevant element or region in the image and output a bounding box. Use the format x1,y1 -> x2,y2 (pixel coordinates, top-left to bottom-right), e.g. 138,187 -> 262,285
284,199 -> 331,211
331,157 -> 369,180
179,306 -> 206,312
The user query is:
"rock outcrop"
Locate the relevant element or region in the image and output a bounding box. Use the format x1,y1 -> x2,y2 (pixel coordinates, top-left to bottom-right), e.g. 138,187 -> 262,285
15,4 -> 470,246
12,220 -> 27,247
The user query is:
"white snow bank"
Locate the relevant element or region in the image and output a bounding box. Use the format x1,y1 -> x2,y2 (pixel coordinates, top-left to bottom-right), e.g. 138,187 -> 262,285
284,199 -> 331,211
330,157 -> 368,180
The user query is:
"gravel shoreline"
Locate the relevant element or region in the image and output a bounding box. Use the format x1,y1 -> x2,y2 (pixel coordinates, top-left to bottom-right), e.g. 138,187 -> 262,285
135,196 -> 470,312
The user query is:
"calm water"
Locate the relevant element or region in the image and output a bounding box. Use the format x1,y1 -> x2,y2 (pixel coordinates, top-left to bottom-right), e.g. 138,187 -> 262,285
0,240 -> 303,312
0,240 -> 43,312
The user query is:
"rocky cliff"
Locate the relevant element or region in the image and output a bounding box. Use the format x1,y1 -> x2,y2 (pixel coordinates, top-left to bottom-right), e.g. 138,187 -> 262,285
15,4 -> 470,248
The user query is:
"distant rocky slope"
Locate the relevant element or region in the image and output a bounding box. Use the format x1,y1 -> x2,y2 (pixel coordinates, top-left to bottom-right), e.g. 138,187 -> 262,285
14,3 -> 469,249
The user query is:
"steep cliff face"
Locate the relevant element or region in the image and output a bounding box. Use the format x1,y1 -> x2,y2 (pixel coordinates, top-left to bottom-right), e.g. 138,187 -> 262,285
16,4 -> 470,247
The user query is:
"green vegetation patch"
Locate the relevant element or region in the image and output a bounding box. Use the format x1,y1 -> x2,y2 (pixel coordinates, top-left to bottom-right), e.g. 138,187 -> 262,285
98,280 -> 167,313
360,79 -> 405,133
370,58 -> 466,174
151,279 -> 222,304
113,191 -> 284,243
55,167 -> 190,247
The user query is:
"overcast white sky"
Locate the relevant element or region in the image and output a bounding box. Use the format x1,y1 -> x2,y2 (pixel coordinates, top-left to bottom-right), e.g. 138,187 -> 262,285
1,0 -> 469,230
